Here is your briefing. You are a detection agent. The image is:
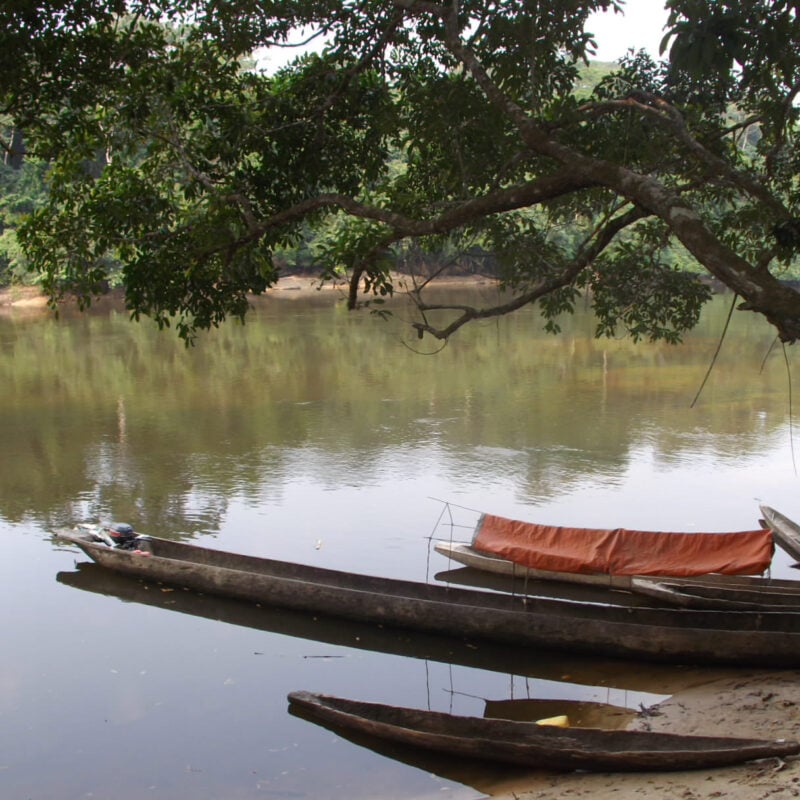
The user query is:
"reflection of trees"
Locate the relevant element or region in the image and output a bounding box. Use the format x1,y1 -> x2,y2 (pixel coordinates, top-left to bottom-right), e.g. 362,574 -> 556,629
0,292 -> 792,529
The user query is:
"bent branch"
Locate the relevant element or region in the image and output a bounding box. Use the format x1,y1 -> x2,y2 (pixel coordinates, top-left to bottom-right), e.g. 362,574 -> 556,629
426,5 -> 800,342
409,205 -> 650,340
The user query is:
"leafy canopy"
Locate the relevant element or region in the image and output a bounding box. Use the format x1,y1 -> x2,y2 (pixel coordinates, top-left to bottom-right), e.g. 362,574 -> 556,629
5,0 -> 800,343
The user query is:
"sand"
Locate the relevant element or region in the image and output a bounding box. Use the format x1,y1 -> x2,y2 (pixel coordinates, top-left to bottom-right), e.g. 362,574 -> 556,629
489,671 -> 800,800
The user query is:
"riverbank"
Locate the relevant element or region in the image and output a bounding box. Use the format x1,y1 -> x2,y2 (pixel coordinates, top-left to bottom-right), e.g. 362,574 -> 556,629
0,275 -> 345,310
0,284 -> 49,309
490,670 -> 800,800
0,272 -> 502,314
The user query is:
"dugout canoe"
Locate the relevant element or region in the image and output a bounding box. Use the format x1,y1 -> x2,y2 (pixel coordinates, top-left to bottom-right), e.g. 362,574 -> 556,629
287,691 -> 800,772
55,528 -> 800,666
434,541 -> 800,610
58,561 -> 727,695
627,575 -> 800,610
434,540 -> 634,586
762,505 -> 800,563
437,505 -> 800,587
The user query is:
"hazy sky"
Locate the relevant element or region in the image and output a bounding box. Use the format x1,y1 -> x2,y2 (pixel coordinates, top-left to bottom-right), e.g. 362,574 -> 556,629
257,1 -> 672,71
588,0 -> 671,61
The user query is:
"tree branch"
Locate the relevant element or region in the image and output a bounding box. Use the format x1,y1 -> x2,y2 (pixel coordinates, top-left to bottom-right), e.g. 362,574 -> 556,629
421,16 -> 800,340
409,204 -> 651,340
244,170 -> 598,243
578,93 -> 789,218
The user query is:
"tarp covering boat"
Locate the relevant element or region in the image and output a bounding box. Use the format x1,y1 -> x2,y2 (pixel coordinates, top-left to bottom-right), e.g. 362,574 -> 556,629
472,514 -> 773,577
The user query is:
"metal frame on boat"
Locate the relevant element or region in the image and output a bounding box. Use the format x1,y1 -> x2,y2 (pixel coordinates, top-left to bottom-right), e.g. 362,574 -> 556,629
56,526 -> 800,666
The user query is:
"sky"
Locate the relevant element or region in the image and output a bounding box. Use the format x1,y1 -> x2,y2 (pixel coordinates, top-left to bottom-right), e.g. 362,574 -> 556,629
257,1 -> 672,72
587,0 -> 671,62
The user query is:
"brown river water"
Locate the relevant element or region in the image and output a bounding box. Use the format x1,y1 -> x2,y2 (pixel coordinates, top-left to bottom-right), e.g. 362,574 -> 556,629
1,287 -> 799,799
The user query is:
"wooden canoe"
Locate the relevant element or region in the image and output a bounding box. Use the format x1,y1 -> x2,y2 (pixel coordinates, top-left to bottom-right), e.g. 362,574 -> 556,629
57,562 -> 726,695
762,505 -> 800,563
287,691 -> 800,772
435,541 -> 800,610
628,576 -> 800,610
434,541 -> 635,587
55,529 -> 800,666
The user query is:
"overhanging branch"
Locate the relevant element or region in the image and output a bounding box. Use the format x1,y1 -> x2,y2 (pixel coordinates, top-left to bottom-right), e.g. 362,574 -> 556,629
409,205 -> 651,340
246,170 -> 597,243
430,17 -> 800,340
578,93 -> 789,219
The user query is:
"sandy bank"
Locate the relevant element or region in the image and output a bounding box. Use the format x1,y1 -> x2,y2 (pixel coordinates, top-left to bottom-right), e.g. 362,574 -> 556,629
490,671 -> 800,800
0,272 -> 500,314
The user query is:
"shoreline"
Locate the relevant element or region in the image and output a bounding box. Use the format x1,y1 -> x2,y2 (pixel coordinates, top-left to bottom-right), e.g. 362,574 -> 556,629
489,670 -> 800,800
0,284 -> 50,309
0,273 -> 500,314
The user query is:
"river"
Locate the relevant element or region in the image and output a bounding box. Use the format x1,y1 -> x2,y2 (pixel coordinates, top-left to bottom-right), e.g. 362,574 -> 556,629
1,286 -> 799,799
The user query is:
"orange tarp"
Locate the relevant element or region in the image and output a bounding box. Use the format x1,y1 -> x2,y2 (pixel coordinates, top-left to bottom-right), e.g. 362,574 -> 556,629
472,513 -> 773,577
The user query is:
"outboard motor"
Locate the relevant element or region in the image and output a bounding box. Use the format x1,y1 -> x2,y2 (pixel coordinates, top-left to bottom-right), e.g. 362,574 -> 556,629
104,522 -> 137,548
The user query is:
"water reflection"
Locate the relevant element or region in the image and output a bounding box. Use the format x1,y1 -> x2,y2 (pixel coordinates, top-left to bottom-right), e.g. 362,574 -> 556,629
0,290 -> 795,533
3,290 -> 800,799
56,560 -> 710,695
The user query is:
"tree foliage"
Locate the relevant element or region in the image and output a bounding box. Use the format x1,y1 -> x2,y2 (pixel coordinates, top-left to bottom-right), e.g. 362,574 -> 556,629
4,1 -> 800,342
0,121 -> 48,286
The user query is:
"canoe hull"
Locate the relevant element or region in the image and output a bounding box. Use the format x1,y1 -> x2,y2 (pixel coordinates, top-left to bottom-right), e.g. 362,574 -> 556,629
57,530 -> 800,667
287,691 -> 800,772
436,541 -> 800,610
434,541 -> 633,586
762,505 -> 800,563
